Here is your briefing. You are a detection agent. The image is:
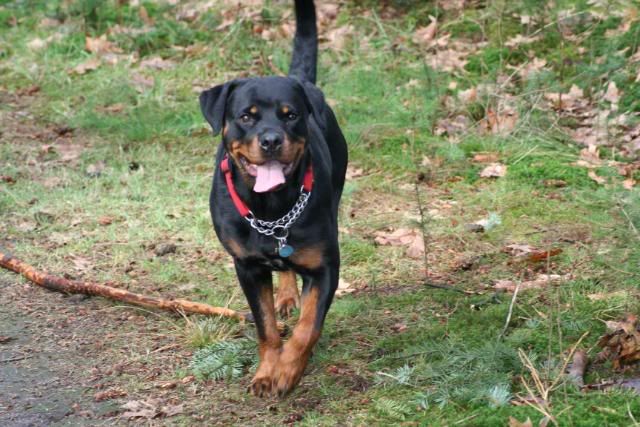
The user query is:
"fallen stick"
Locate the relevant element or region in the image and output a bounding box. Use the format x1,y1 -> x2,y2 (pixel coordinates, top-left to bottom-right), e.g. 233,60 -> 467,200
567,349 -> 588,387
0,250 -> 247,322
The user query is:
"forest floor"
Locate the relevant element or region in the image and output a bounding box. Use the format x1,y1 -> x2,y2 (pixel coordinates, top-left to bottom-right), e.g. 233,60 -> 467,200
1,1 -> 640,425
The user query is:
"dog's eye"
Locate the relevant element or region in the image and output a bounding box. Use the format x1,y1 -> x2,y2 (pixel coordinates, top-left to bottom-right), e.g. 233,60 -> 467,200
239,114 -> 252,124
286,112 -> 298,121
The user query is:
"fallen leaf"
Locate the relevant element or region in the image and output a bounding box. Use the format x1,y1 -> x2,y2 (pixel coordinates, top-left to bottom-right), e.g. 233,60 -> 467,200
544,84 -> 585,110
391,323 -> 408,333
479,163 -> 507,178
98,216 -> 114,226
597,314 -> 640,369
335,278 -> 355,297
71,256 -> 93,274
85,35 -> 122,54
603,81 -> 620,105
588,170 -> 606,185
139,56 -> 176,70
412,16 -> 437,46
587,290 -> 628,301
1,175 -> 16,184
466,213 -> 502,233
154,242 -> 177,257
481,107 -> 518,135
543,179 -> 567,188
508,416 -> 533,427
472,152 -> 499,163
131,73 -> 155,92
457,87 -> 477,104
121,400 -> 158,419
86,161 -> 105,177
494,274 -> 571,292
505,34 -> 539,47
623,178 -> 635,189
70,57 -> 101,75
526,248 -> 562,263
94,388 -> 127,402
374,228 -> 424,259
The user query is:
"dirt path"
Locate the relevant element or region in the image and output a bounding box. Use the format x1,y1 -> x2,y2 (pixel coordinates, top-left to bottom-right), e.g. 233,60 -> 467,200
0,273 -> 197,426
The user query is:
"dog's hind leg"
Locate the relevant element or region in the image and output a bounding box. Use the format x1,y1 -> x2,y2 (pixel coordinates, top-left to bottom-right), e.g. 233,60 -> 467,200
275,270 -> 300,319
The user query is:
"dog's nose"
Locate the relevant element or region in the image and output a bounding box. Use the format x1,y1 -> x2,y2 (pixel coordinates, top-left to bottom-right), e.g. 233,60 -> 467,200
259,132 -> 283,152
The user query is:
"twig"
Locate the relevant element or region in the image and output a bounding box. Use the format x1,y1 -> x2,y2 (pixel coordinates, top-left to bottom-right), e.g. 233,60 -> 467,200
499,280 -> 521,338
0,249 -> 248,322
619,203 -> 640,240
566,350 -> 587,387
0,355 -> 32,363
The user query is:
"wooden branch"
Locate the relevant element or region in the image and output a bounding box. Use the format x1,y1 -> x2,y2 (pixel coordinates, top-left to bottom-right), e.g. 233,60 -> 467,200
0,250 -> 248,322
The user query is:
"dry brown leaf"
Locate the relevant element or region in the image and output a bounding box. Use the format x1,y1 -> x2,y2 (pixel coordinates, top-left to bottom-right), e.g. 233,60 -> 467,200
505,34 -> 540,47
324,25 -> 354,50
481,108 -> 518,135
623,178 -> 636,189
131,73 -> 155,92
335,278 -> 355,297
426,49 -> 468,72
472,152 -> 499,163
70,58 -> 101,75
517,57 -> 547,80
139,56 -> 176,70
98,216 -> 114,226
603,81 -> 620,104
509,416 -> 534,427
374,228 -> 425,259
457,87 -> 477,104
587,290 -> 628,301
85,35 -> 122,55
544,84 -> 585,110
412,17 -> 437,46
588,170 -> 606,185
434,114 -> 471,139
597,314 -> 640,369
121,400 -> 158,419
479,163 -> 507,178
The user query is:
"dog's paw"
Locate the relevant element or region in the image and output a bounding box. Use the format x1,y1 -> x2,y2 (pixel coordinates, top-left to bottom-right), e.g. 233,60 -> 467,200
275,295 -> 299,319
248,374 -> 276,398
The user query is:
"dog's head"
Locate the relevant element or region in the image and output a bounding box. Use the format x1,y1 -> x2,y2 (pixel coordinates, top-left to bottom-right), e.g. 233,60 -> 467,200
200,76 -> 325,193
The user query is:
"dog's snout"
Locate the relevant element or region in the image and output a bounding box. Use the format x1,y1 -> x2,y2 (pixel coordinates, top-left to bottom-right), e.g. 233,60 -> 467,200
259,132 -> 283,152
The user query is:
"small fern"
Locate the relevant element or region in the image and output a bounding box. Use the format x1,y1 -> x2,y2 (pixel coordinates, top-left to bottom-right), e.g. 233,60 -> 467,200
190,338 -> 257,381
374,398 -> 412,421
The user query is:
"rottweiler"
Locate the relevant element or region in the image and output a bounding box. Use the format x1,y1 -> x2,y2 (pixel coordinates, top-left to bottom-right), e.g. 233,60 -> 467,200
199,0 -> 348,397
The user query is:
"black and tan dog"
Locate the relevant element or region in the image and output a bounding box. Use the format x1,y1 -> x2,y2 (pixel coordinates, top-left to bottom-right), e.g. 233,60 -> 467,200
199,0 -> 347,397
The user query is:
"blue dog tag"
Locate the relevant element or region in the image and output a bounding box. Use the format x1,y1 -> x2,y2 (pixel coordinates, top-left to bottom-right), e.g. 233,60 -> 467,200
278,244 -> 294,258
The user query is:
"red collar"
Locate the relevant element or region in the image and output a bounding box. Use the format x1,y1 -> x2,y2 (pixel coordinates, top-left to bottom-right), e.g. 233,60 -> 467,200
220,155 -> 313,218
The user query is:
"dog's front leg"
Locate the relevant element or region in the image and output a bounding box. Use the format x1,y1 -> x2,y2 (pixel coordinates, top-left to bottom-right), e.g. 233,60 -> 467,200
234,260 -> 282,397
273,265 -> 338,396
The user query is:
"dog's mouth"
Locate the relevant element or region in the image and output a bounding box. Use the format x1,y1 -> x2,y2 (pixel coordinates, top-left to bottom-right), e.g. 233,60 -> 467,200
239,156 -> 295,193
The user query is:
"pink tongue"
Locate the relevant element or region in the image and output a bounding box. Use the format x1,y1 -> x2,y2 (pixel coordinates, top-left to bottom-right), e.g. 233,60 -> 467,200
253,160 -> 286,193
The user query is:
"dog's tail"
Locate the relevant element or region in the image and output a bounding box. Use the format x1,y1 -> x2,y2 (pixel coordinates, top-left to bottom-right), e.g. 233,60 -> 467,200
288,0 -> 317,84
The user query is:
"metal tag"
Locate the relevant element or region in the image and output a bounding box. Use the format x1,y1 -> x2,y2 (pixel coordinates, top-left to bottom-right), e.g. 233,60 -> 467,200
278,244 -> 294,258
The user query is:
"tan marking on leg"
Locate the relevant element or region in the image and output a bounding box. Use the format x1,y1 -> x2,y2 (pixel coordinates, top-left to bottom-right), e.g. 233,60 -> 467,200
273,287 -> 321,395
226,239 -> 246,259
222,124 -> 229,137
290,245 -> 324,270
275,271 -> 300,318
249,105 -> 258,114
249,286 -> 282,397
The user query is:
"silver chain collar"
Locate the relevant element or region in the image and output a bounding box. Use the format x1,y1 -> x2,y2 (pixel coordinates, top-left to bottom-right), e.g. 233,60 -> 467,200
245,187 -> 311,256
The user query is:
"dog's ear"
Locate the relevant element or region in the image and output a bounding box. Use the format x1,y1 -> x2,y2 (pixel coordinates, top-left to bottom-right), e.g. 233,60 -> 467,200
199,80 -> 245,135
300,81 -> 327,132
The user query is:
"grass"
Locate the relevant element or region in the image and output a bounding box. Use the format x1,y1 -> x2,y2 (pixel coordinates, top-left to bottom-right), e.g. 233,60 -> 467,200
2,0 -> 640,425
